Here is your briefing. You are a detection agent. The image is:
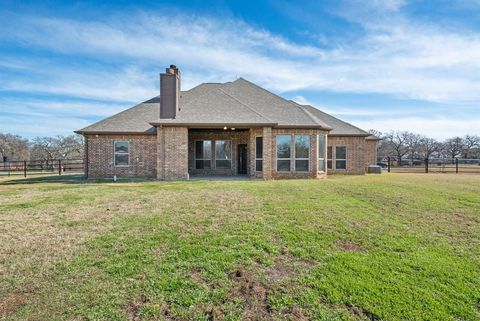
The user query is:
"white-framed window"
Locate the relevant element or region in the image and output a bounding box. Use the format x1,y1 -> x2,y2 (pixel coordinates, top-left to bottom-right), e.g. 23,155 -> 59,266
114,141 -> 129,167
336,146 -> 347,170
215,140 -> 232,169
327,146 -> 333,170
255,136 -> 263,172
195,140 -> 212,169
318,135 -> 326,172
294,135 -> 310,172
276,135 -> 291,172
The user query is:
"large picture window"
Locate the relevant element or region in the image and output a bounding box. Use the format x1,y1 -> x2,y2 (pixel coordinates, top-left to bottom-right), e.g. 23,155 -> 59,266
114,141 -> 129,167
215,140 -> 232,169
294,135 -> 310,172
255,136 -> 263,172
276,135 -> 291,172
318,135 -> 326,172
195,140 -> 211,169
335,146 -> 347,170
327,146 -> 333,170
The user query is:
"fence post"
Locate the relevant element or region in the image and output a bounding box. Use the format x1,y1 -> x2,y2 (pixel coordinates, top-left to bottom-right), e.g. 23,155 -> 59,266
455,158 -> 459,174
387,156 -> 391,173
425,158 -> 429,173
23,160 -> 27,177
58,159 -> 62,176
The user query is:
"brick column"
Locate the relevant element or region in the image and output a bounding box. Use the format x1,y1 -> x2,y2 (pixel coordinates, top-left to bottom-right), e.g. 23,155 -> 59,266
262,127 -> 272,180
84,136 -> 89,178
311,132 -> 318,177
157,126 -> 189,180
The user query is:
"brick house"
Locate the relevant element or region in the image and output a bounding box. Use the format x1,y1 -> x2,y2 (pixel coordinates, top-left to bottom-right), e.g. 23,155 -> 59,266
76,65 -> 378,180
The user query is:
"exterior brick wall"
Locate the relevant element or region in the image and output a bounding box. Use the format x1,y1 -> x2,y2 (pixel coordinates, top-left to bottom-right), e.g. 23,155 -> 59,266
187,129 -> 250,176
83,129 -> 375,180
157,127 -> 189,180
84,134 -> 157,178
327,136 -> 377,174
248,128 -> 264,178
365,139 -> 378,168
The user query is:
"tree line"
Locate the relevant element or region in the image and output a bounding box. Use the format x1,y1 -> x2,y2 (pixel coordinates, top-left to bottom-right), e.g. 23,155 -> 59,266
370,130 -> 480,164
2,130 -> 479,165
0,133 -> 84,162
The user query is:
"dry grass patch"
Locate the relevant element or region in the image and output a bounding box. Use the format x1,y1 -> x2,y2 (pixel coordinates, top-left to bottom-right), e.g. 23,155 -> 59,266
0,174 -> 479,320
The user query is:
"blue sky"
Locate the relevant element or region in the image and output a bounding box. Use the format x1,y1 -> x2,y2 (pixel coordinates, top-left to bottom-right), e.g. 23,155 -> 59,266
0,0 -> 479,139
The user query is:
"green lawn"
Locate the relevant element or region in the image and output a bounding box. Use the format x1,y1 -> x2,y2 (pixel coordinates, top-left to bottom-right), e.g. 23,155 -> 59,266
0,174 -> 479,320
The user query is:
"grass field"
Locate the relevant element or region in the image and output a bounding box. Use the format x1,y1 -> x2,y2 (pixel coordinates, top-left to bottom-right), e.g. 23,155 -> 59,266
0,174 -> 479,321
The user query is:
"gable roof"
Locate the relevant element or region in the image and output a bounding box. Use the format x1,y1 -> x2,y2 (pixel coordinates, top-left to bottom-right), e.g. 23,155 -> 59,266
76,78 -> 368,136
297,104 -> 370,136
150,78 -> 332,129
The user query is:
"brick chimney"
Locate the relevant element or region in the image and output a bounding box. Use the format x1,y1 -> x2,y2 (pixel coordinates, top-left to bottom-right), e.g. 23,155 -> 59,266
160,64 -> 180,119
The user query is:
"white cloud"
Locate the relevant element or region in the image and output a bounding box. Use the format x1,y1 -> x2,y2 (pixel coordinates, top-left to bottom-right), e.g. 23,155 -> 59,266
352,117 -> 480,139
0,97 -> 124,118
292,96 -> 313,106
0,64 -> 156,103
0,6 -> 479,139
1,10 -> 480,103
0,112 -> 89,138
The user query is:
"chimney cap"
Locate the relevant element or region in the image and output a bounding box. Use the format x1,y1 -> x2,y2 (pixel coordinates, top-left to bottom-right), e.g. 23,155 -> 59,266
165,64 -> 180,75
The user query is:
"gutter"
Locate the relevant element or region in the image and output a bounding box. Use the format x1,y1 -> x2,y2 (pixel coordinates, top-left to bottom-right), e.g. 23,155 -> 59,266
150,122 -> 331,130
74,130 -> 156,135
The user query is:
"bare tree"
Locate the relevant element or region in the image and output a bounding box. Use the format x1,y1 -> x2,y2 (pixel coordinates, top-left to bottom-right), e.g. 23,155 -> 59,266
386,131 -> 410,165
368,130 -> 391,159
462,135 -> 480,158
368,129 -> 383,138
30,135 -> 84,168
442,137 -> 464,159
419,137 -> 440,159
0,133 -> 30,161
405,132 -> 423,164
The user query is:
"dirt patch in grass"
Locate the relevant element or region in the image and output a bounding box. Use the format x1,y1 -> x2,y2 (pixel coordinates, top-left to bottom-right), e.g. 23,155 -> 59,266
335,240 -> 365,252
267,258 -> 297,282
344,303 -> 380,321
125,298 -> 144,321
197,304 -> 225,321
190,267 -> 208,287
0,292 -> 30,317
286,305 -> 309,321
125,298 -> 177,321
229,268 -> 273,321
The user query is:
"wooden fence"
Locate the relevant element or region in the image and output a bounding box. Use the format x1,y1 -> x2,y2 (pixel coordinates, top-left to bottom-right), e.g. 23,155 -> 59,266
378,157 -> 480,174
0,159 -> 84,177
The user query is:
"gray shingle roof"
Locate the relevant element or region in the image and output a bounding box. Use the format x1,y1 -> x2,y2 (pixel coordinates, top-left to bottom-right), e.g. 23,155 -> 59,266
298,104 -> 370,136
76,78 -> 368,136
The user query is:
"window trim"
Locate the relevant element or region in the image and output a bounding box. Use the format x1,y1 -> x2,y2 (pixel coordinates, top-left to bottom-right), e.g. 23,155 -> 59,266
195,140 -> 212,170
294,135 -> 310,172
335,146 -> 347,170
255,136 -> 263,172
276,135 -> 292,172
327,146 -> 333,170
114,141 -> 130,167
215,139 -> 232,169
318,135 -> 326,172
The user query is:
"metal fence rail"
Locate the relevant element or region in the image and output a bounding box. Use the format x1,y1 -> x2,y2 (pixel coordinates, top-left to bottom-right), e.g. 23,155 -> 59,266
0,159 -> 84,177
378,157 -> 480,174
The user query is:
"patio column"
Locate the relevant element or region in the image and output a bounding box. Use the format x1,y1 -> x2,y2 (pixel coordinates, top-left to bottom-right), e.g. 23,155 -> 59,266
262,127 -> 272,180
157,126 -> 189,180
311,132 -> 319,177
